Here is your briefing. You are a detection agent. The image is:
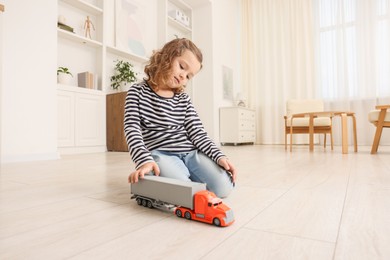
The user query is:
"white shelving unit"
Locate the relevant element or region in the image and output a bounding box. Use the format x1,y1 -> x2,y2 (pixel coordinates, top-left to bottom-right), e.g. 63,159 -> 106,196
167,16 -> 192,34
157,0 -> 194,96
57,28 -> 102,48
158,0 -> 193,45
105,45 -> 148,64
56,0 -> 150,154
61,0 -> 103,15
57,0 -> 211,154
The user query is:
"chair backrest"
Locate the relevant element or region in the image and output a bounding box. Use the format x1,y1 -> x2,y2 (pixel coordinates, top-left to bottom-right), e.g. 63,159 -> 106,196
286,99 -> 324,117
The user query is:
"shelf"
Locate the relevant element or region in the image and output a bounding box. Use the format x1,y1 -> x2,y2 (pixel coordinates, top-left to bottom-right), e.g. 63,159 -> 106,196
181,0 -> 210,8
168,16 -> 192,34
106,46 -> 149,63
60,0 -> 103,15
57,83 -> 105,96
57,28 -> 102,48
169,0 -> 191,11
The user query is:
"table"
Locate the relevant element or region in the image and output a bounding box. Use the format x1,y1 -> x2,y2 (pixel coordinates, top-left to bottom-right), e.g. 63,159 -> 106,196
292,111 -> 357,154
334,112 -> 357,154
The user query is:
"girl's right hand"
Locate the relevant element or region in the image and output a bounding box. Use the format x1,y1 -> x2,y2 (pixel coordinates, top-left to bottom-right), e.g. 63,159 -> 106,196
218,157 -> 237,183
128,161 -> 160,183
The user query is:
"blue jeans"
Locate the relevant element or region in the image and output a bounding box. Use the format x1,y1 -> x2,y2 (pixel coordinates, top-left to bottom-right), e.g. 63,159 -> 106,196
150,150 -> 234,198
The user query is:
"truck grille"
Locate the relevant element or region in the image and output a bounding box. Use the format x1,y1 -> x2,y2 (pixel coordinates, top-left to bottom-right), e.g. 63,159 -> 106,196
224,209 -> 234,224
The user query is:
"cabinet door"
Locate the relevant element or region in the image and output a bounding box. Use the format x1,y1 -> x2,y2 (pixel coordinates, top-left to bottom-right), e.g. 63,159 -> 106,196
57,90 -> 75,147
75,93 -> 105,147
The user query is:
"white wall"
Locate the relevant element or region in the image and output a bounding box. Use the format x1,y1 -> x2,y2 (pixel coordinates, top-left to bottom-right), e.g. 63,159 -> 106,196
191,0 -> 241,143
191,2 -> 214,137
0,2 -> 4,164
1,0 -> 59,163
212,0 -> 241,143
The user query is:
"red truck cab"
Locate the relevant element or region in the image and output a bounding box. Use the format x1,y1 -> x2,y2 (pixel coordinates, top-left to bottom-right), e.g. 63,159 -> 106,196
175,190 -> 234,227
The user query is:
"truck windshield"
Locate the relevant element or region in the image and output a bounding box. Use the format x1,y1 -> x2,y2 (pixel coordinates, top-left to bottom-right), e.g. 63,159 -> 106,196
208,201 -> 222,207
208,197 -> 222,206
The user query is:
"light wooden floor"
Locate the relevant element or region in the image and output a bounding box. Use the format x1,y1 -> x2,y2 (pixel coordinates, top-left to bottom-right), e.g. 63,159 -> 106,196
1,145 -> 390,259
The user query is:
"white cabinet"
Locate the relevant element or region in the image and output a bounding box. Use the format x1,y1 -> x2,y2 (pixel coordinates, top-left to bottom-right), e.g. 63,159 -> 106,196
219,107 -> 256,145
57,85 -> 106,154
57,89 -> 75,147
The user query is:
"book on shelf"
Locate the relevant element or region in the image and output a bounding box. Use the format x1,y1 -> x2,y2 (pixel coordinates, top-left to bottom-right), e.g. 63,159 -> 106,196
57,22 -> 74,33
78,71 -> 96,89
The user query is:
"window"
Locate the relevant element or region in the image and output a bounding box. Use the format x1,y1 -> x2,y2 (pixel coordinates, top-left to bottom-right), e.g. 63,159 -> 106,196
376,0 -> 390,96
315,0 -> 390,99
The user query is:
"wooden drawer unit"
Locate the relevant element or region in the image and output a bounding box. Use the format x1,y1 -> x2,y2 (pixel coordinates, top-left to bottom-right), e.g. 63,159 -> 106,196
219,107 -> 256,145
106,92 -> 128,152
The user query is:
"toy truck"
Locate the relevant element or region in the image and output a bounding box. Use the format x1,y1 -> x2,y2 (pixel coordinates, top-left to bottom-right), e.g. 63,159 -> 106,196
131,175 -> 234,227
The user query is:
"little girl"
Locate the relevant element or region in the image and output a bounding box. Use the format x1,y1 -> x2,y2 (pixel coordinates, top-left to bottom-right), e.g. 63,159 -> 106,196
124,38 -> 236,198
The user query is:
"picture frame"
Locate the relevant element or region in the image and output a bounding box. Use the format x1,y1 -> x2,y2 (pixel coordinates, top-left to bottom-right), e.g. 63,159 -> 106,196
222,65 -> 234,100
115,0 -> 146,56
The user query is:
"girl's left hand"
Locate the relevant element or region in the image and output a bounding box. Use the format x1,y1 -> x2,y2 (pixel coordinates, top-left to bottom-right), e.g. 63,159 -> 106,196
218,157 -> 237,182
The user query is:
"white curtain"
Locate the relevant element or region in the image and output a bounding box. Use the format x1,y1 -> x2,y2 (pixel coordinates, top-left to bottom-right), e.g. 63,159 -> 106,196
314,0 -> 390,145
241,0 -> 316,144
241,0 -> 390,146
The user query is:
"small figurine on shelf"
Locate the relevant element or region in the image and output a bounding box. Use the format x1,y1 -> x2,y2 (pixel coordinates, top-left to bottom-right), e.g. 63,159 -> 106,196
84,16 -> 95,39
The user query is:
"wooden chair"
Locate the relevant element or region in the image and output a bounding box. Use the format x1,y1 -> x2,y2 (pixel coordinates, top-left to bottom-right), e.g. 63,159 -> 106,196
368,105 -> 390,154
284,99 -> 334,152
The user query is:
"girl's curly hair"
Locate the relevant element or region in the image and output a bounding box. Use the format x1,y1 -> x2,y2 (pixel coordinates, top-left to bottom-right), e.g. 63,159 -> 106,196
144,38 -> 203,93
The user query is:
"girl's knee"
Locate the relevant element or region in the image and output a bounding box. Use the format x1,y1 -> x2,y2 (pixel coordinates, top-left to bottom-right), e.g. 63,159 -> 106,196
209,179 -> 234,198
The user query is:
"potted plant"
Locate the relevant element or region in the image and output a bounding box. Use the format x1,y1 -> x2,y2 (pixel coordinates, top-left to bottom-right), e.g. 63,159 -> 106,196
110,60 -> 137,91
57,66 -> 73,85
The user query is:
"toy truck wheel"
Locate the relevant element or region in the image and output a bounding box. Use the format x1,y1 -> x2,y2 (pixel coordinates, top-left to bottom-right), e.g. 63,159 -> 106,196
147,200 -> 153,208
184,211 -> 191,220
213,218 -> 221,227
175,209 -> 182,218
136,198 -> 142,206
141,199 -> 147,207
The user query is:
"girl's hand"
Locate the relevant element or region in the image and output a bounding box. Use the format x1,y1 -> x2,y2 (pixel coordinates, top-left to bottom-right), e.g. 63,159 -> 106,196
128,161 -> 160,183
218,157 -> 237,182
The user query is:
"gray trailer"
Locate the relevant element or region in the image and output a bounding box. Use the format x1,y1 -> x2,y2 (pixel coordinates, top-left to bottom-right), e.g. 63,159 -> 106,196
131,175 -> 206,210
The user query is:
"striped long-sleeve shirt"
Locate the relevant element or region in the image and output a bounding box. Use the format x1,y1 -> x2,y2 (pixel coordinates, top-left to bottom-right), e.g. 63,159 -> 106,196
124,81 -> 225,169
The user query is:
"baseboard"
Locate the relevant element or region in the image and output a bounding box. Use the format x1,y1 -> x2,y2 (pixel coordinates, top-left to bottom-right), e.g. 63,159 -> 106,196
57,146 -> 107,155
0,151 -> 61,164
